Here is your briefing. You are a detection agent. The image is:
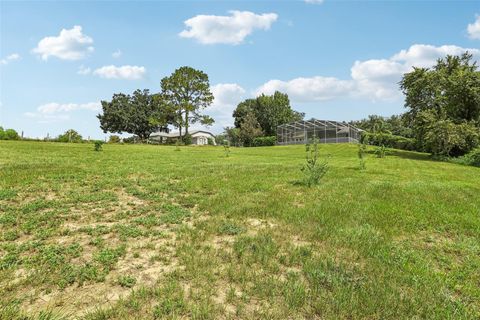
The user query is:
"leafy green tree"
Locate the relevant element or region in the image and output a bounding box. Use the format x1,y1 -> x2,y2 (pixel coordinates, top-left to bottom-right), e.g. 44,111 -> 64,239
224,127 -> 241,147
238,112 -> 263,147
98,89 -> 169,141
160,66 -> 214,139
401,53 -> 480,125
233,91 -> 304,136
57,129 -> 83,143
400,53 -> 480,155
2,128 -> 19,140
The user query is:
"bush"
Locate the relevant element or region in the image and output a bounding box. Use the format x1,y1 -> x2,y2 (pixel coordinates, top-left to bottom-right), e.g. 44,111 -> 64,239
252,136 -> 276,147
0,128 -> 20,140
108,135 -> 121,143
464,148 -> 480,167
363,132 -> 415,151
93,140 -> 104,151
182,133 -> 192,145
207,137 -> 215,145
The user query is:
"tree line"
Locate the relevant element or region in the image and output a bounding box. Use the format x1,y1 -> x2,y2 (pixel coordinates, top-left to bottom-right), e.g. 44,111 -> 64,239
352,53 -> 480,158
98,66 -> 214,143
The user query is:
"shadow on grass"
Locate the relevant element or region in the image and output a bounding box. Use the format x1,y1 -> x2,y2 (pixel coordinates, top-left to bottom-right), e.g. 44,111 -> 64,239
385,149 -> 434,162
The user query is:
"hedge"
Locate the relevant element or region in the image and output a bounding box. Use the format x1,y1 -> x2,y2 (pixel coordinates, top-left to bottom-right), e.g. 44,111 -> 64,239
252,136 -> 276,147
363,132 -> 416,151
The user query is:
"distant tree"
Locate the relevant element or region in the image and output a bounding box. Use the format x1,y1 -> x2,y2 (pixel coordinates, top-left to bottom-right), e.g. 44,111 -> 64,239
4,129 -> 19,140
98,89 -> 170,141
224,127 -> 241,147
161,66 -> 214,140
108,135 -> 121,143
233,91 -> 304,136
238,112 -> 263,147
57,129 -> 82,143
1,128 -> 20,140
214,133 -> 228,146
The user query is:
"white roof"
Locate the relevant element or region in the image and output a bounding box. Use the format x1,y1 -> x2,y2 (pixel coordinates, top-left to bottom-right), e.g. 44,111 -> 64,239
150,130 -> 214,138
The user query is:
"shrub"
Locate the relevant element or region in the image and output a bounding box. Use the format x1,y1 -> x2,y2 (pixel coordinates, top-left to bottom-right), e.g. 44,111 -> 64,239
374,145 -> 387,158
108,135 -> 121,143
93,140 -> 104,151
0,128 -> 20,140
207,137 -> 215,145
464,148 -> 480,167
182,133 -> 192,145
363,132 -> 415,151
252,136 -> 276,147
301,139 -> 328,187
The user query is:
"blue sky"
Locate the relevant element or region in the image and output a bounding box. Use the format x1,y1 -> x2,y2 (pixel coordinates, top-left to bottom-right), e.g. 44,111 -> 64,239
1,0 -> 479,139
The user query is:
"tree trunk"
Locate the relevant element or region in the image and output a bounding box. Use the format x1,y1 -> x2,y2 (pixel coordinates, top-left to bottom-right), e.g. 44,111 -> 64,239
184,110 -> 189,136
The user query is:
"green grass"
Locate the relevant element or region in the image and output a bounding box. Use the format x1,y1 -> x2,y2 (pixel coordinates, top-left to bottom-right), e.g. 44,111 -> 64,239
0,140 -> 479,319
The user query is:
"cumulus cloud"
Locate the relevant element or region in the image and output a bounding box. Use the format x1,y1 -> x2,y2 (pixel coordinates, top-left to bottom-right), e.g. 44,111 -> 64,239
37,102 -> 100,114
256,44 -> 480,102
467,15 -> 480,39
256,77 -> 354,102
305,0 -> 324,4
210,83 -> 246,112
33,26 -> 94,60
0,53 -> 20,65
93,65 -> 146,80
24,101 -> 100,123
179,10 -> 278,45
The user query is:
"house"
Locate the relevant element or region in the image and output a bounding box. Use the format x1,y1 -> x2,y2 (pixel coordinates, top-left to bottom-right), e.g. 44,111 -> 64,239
149,130 -> 216,145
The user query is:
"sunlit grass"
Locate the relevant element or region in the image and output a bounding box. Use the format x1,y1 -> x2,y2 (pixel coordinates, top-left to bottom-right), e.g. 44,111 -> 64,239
0,140 -> 479,319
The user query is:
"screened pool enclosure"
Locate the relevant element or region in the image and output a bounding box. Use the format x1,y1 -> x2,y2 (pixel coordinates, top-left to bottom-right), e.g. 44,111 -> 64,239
276,119 -> 361,145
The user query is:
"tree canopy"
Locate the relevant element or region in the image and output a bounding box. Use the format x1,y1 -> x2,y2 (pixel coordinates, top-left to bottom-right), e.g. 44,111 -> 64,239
98,89 -> 169,141
400,53 -> 480,156
233,91 -> 304,137
57,129 -> 83,143
160,66 -> 214,138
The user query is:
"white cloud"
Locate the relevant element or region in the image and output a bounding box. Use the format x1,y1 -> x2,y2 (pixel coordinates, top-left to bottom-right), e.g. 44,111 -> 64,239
390,44 -> 480,68
24,112 -> 70,123
112,50 -> 122,58
0,53 -> 20,65
467,15 -> 480,39
77,65 -> 91,75
93,65 -> 146,80
256,44 -> 480,103
33,26 -> 94,60
210,83 -> 246,113
305,0 -> 324,4
37,102 -> 100,114
256,77 -> 354,102
24,101 -> 100,123
179,10 -> 278,45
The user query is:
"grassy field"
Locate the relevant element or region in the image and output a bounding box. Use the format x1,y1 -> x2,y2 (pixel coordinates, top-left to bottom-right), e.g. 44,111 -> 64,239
0,141 -> 479,319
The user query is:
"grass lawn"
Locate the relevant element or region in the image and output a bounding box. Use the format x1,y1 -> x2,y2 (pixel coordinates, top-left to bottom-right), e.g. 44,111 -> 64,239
0,141 -> 479,319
